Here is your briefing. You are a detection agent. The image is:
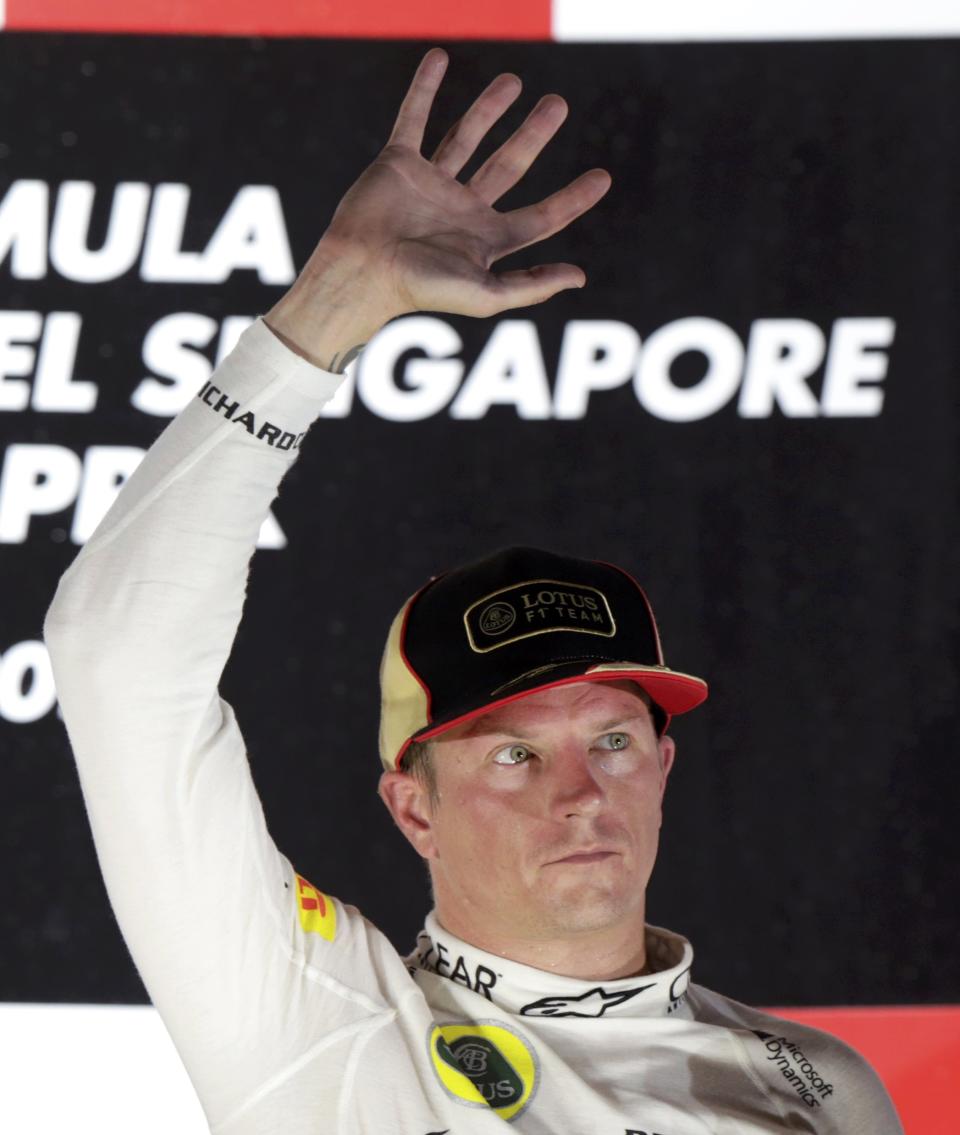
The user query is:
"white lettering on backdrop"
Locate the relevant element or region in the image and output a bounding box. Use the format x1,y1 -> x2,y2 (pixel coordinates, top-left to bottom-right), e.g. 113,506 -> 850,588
0,179 -> 897,726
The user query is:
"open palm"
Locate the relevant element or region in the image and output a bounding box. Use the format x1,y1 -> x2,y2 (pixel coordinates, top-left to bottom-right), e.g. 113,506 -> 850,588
321,48 -> 612,320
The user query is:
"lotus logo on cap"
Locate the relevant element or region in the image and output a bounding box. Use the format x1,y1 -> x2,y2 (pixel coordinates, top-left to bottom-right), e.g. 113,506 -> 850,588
477,602 -> 517,637
464,579 -> 616,653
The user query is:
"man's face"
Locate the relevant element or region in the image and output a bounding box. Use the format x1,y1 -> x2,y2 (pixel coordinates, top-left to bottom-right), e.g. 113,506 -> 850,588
382,680 -> 675,949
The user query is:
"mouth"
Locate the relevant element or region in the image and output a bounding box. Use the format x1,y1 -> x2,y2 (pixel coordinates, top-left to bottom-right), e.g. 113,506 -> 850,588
546,849 -> 620,866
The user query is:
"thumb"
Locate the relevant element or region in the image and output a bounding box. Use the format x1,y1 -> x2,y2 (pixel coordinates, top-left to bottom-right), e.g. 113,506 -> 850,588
485,263 -> 586,313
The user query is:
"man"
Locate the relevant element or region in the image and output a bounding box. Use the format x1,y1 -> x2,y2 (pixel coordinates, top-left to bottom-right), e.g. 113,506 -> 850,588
45,48 -> 902,1134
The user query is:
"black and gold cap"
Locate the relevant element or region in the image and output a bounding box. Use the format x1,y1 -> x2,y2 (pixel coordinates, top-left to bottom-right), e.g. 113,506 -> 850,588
378,546 -> 708,771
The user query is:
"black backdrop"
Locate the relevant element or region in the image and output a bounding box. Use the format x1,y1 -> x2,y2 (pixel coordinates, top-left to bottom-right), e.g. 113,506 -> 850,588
1,33 -> 958,1011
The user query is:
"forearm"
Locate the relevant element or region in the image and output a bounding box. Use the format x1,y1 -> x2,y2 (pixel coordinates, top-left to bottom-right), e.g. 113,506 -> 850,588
45,318 -> 342,674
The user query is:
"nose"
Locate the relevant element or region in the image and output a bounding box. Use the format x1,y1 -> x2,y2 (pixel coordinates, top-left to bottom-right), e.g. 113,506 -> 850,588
549,750 -> 605,819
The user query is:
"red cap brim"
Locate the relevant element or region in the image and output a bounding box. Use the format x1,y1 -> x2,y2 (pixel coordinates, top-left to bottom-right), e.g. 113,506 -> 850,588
400,661 -> 708,767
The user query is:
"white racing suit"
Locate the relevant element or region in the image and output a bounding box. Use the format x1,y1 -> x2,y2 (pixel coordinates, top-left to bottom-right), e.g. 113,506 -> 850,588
44,320 -> 904,1135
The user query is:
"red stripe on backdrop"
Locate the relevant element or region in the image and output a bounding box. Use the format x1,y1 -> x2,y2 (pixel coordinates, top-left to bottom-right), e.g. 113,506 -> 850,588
4,0 -> 551,39
768,1005 -> 960,1135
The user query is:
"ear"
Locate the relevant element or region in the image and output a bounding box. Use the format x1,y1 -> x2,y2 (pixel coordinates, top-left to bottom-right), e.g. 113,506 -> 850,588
378,770 -> 438,860
657,734 -> 676,802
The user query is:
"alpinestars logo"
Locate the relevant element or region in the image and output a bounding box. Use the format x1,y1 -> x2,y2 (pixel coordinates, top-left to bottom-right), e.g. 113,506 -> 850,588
520,984 -> 654,1018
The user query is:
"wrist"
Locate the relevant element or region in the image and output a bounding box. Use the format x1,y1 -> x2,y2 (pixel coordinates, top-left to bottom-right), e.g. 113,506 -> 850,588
264,238 -> 395,373
261,316 -> 367,374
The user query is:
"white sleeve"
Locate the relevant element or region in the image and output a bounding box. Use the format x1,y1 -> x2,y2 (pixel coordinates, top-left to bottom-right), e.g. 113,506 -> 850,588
43,320 -> 405,1126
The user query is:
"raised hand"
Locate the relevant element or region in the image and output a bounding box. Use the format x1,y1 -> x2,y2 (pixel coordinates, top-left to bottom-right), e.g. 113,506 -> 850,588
266,48 -> 611,371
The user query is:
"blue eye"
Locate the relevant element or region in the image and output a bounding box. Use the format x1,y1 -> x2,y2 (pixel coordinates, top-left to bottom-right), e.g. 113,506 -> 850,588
493,744 -> 532,766
597,732 -> 630,751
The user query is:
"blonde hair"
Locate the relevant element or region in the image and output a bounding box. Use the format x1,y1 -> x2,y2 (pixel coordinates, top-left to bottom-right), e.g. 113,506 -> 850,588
400,738 -> 439,808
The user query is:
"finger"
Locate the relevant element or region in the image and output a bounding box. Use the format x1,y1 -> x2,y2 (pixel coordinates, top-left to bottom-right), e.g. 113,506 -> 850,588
387,47 -> 449,151
431,72 -> 522,177
499,168 -> 612,257
468,94 -> 569,205
483,263 -> 587,314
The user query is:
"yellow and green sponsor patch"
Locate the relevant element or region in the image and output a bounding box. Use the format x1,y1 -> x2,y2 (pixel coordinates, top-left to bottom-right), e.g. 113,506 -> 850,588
428,1021 -> 538,1122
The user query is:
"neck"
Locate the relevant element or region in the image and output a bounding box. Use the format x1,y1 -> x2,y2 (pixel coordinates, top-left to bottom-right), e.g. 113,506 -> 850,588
409,913 -> 694,1021
433,905 -> 650,981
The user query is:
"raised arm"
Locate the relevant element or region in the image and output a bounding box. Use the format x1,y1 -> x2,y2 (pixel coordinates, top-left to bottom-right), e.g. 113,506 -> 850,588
43,49 -> 610,1127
